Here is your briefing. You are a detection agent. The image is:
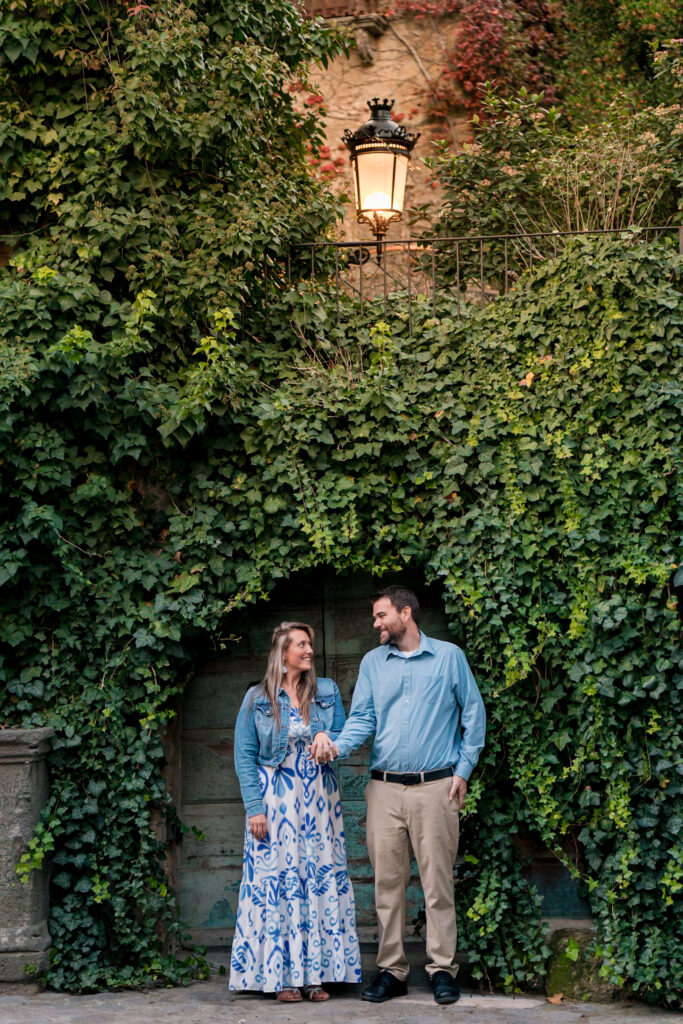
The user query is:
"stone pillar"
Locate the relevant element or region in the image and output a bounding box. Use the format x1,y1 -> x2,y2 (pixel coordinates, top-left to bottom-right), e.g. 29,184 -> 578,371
0,728 -> 54,982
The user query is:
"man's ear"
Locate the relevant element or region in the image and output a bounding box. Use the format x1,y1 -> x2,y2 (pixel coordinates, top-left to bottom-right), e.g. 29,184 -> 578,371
401,605 -> 412,623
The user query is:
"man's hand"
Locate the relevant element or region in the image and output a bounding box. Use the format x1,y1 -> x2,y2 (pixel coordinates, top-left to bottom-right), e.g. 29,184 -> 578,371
309,731 -> 339,764
248,813 -> 267,841
448,774 -> 467,810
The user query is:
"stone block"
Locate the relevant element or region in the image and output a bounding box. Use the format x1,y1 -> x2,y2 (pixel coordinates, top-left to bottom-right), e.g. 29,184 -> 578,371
0,950 -> 50,983
547,926 -> 620,1003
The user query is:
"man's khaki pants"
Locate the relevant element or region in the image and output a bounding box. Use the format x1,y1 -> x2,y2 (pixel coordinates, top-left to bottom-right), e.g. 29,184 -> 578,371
366,776 -> 460,981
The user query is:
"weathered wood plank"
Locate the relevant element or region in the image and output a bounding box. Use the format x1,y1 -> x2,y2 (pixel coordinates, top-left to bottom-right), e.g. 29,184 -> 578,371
524,862 -> 591,917
178,877 -> 426,935
180,802 -> 246,867
181,731 -> 367,806
339,762 -> 371,801
181,730 -> 237,804
331,657 -> 367,701
181,875 -> 425,937
328,604 -> 376,657
179,866 -> 241,929
353,881 -> 425,929
181,660 -> 258,731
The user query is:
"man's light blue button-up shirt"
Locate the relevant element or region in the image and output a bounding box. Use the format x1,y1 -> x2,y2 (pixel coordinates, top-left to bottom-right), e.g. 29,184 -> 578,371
334,632 -> 486,780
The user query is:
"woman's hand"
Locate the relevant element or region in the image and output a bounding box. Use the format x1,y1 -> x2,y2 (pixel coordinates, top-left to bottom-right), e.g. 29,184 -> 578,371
309,732 -> 339,764
248,813 -> 267,841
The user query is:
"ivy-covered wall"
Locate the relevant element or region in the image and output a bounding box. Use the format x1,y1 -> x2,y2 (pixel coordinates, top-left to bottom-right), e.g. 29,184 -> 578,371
1,231 -> 681,998
0,0 -> 681,1005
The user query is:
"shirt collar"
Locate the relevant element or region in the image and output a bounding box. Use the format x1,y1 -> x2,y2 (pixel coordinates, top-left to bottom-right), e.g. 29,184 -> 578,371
384,630 -> 435,660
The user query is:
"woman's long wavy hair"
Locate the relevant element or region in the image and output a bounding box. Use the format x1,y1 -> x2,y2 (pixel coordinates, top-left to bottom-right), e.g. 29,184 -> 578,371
260,621 -> 317,728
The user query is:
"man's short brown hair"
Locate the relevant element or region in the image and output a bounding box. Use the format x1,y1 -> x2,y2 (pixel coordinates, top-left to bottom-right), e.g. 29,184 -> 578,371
372,585 -> 420,625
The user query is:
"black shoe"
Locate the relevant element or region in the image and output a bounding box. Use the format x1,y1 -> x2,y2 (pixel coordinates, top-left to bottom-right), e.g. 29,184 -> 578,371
361,970 -> 408,1002
430,970 -> 460,1005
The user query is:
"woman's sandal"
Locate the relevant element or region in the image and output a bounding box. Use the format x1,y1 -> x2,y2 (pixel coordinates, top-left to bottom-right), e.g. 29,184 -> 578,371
304,985 -> 330,1001
276,987 -> 302,1002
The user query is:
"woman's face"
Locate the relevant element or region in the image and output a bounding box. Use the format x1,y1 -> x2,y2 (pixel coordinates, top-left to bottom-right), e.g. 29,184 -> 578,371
283,629 -> 314,676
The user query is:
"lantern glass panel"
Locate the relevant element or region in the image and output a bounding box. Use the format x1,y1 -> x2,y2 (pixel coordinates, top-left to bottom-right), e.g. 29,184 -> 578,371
391,152 -> 409,212
356,147 -> 399,214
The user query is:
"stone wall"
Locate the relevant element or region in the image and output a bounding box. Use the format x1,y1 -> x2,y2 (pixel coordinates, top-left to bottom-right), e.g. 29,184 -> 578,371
0,729 -> 54,982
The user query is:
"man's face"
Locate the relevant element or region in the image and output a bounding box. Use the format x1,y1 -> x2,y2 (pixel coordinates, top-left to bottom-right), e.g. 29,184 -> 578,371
372,597 -> 408,646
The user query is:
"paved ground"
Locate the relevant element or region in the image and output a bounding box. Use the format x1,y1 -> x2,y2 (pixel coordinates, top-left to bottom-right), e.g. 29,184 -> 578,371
1,977 -> 681,1024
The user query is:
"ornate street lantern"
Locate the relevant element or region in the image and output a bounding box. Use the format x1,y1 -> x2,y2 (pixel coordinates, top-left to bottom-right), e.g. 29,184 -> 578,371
343,98 -> 420,241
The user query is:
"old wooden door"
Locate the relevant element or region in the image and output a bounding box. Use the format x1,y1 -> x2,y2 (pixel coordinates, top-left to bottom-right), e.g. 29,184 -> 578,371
178,569 -> 454,946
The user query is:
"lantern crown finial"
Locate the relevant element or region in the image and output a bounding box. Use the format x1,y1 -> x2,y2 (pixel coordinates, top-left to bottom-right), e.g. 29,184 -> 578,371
367,97 -> 394,118
342,98 -> 420,154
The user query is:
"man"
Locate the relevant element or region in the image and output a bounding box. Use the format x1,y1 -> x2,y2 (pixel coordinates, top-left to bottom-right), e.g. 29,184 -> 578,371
310,585 -> 486,1005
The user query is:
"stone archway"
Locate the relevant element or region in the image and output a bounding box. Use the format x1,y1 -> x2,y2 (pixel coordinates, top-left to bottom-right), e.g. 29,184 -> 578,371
175,568 -> 455,947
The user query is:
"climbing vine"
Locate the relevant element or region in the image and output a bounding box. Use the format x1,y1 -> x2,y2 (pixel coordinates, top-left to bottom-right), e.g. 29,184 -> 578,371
2,233 -> 682,1000
391,0 -> 683,121
423,46 -> 683,256
1,0 -> 682,1006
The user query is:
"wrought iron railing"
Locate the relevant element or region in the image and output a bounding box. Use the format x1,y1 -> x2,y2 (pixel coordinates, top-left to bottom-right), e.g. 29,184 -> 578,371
302,0 -> 381,16
266,225 -> 683,335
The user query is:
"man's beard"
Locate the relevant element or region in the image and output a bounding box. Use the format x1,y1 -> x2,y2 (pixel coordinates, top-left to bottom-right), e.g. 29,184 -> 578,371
379,623 -> 407,646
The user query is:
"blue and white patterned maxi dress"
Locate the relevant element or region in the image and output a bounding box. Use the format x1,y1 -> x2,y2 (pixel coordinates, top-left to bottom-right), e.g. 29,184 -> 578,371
229,708 -> 362,992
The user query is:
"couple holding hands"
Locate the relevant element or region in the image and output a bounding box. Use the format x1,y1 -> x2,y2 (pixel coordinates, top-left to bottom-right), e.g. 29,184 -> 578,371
229,585 -> 486,1005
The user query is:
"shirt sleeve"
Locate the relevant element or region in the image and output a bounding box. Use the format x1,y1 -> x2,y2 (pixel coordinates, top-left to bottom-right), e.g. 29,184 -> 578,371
453,648 -> 486,781
333,656 -> 377,758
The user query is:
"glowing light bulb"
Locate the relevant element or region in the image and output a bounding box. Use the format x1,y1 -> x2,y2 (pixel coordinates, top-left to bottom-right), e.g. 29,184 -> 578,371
364,191 -> 391,210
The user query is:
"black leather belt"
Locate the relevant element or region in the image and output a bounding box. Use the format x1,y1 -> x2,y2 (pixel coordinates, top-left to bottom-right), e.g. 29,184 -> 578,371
370,767 -> 454,786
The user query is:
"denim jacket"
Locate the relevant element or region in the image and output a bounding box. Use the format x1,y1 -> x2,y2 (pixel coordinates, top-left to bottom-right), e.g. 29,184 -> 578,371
234,677 -> 346,817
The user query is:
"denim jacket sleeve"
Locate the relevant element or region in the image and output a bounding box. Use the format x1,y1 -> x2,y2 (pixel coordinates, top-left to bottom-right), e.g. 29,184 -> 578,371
234,688 -> 265,818
310,679 -> 346,741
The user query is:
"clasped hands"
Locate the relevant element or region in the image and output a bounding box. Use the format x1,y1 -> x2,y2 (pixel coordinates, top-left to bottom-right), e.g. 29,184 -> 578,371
309,732 -> 339,764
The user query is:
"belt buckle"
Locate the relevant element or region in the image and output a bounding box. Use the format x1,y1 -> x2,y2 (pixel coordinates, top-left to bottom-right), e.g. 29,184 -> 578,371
402,772 -> 417,785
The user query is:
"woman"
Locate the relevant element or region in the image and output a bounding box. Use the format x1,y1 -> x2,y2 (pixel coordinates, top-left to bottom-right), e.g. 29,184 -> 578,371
230,621 -> 362,1001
